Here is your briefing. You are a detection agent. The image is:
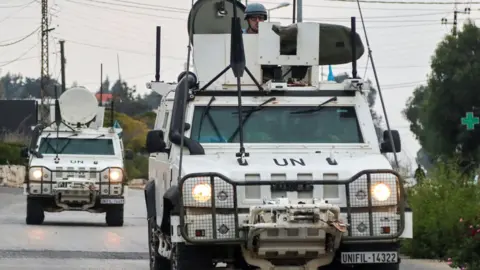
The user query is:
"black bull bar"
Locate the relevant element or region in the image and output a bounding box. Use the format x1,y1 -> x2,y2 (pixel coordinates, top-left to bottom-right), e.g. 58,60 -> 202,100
178,169 -> 406,244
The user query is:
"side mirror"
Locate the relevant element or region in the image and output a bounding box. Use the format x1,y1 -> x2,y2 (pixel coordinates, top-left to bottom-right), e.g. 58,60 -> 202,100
124,149 -> 134,160
380,130 -> 401,153
146,130 -> 167,153
184,123 -> 191,131
20,147 -> 29,158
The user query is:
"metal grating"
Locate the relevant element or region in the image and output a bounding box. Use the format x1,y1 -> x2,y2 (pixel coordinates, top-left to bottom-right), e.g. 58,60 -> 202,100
178,170 -> 405,244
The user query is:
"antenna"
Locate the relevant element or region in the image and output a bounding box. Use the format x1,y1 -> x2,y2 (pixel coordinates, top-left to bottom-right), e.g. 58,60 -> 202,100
155,26 -> 161,82
54,85 -> 61,161
355,0 -> 399,169
117,53 -> 122,81
351,17 -> 357,78
231,0 -> 249,166
60,40 -> 66,93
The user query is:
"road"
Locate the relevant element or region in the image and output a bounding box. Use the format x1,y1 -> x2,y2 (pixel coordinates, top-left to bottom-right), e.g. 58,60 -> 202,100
0,187 -> 452,270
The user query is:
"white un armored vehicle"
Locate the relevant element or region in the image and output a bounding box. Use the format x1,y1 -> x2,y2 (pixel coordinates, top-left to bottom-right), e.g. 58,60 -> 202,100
22,86 -> 132,226
144,0 -> 412,269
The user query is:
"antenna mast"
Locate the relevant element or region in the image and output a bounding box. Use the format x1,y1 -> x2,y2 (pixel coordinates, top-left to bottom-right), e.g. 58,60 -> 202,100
355,1 -> 399,169
40,0 -> 54,123
60,40 -> 66,93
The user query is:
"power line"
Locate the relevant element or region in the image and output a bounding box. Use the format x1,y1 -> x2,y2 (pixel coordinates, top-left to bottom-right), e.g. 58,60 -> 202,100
0,51 -> 59,64
67,0 -> 459,22
0,2 -> 36,8
259,0 -> 451,10
0,26 -> 40,47
65,0 -> 186,20
0,41 -> 39,68
77,0 -> 188,12
325,0 -> 480,4
0,0 -> 36,24
53,37 -> 185,60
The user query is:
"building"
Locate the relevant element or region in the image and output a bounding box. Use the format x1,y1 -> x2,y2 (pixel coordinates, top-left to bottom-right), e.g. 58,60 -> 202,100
95,93 -> 113,105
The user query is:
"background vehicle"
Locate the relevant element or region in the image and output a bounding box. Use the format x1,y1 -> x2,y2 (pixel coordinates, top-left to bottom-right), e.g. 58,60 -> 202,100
22,86 -> 132,226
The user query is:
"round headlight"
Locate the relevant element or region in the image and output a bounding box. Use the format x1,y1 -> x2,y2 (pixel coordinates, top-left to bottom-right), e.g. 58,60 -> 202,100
31,169 -> 42,180
109,170 -> 122,181
192,183 -> 211,202
372,183 -> 391,201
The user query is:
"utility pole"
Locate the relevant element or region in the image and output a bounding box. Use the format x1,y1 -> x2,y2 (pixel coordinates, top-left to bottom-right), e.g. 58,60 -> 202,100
60,40 -> 66,94
99,63 -> 103,106
40,0 -> 55,123
441,4 -> 471,37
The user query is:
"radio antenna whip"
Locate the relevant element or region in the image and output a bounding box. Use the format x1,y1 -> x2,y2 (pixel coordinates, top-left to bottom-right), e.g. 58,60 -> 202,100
356,0 -> 399,169
178,2 -> 195,180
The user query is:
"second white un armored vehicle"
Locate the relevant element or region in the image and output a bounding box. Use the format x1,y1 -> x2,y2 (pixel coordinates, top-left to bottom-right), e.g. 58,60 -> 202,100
144,0 -> 413,269
22,87 -> 132,226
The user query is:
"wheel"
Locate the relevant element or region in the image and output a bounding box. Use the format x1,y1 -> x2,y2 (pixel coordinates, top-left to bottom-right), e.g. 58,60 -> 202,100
148,217 -> 170,270
105,204 -> 124,226
171,243 -> 214,270
26,197 -> 45,225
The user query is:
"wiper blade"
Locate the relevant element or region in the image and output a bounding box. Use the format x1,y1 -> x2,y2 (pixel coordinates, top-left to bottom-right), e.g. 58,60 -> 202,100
197,96 -> 224,142
35,133 -> 52,158
290,96 -> 338,114
57,134 -> 78,154
227,97 -> 276,142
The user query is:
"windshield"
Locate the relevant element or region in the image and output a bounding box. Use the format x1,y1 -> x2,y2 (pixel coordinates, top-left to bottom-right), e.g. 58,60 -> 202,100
190,105 -> 364,143
37,137 -> 115,155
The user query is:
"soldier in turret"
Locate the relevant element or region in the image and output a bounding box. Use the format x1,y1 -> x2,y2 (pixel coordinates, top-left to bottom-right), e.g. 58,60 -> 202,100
243,3 -> 267,34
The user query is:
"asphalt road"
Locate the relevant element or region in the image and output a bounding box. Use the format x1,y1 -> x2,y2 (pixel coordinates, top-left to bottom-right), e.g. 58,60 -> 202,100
0,187 -> 452,270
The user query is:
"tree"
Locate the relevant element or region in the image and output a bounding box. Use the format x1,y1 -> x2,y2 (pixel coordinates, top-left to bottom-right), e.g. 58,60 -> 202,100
403,21 -> 480,166
334,72 -> 384,142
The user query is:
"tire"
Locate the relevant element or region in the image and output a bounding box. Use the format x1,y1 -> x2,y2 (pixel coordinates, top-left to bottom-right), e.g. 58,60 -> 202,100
148,218 -> 170,270
105,204 -> 124,226
171,243 -> 214,270
26,197 -> 45,225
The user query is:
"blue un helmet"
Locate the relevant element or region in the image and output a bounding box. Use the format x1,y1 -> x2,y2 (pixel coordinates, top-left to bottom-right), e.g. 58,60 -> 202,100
244,3 -> 268,20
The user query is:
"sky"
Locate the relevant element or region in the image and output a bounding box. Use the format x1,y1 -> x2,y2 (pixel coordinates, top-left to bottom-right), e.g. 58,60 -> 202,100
0,0 -> 477,171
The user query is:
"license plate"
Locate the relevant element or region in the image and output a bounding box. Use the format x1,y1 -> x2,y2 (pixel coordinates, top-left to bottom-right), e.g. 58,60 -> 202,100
101,198 -> 124,204
271,182 -> 313,192
341,252 -> 398,264
57,182 -> 67,188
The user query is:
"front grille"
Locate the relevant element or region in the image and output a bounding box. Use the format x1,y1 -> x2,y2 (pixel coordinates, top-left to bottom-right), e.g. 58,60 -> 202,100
243,173 -> 338,200
52,166 -> 98,181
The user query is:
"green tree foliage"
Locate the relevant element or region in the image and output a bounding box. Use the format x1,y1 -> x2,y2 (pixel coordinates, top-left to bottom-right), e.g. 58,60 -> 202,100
401,160 -> 480,264
404,22 -> 480,167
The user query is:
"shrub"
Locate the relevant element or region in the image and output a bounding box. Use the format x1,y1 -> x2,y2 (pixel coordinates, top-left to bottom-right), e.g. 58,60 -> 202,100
104,111 -> 149,153
400,160 -> 480,261
125,155 -> 148,180
0,131 -> 29,165
0,142 -> 26,165
446,217 -> 480,269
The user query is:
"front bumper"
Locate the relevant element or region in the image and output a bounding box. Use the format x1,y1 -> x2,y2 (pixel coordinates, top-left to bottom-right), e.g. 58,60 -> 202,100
177,169 -> 407,245
25,166 -> 126,209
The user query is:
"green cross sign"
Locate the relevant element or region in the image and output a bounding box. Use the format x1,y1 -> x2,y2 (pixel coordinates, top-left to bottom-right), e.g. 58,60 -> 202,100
461,112 -> 479,130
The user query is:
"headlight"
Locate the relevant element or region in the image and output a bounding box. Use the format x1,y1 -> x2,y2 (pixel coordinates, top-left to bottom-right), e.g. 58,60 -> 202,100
192,183 -> 211,202
30,168 -> 42,180
372,183 -> 391,201
109,169 -> 123,182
